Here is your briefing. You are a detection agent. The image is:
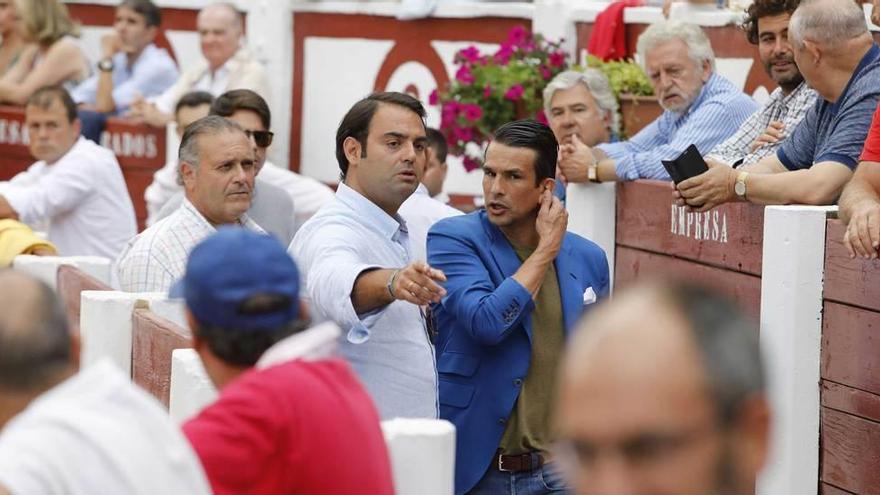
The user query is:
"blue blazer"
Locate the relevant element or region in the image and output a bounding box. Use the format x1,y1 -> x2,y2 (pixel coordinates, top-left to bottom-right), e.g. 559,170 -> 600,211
427,210 -> 610,495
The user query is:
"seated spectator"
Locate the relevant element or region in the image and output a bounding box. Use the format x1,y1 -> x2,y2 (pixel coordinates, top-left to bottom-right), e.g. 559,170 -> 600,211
399,126 -> 463,261
0,270 -> 211,494
704,0 -> 816,168
127,3 -> 268,128
676,0 -> 880,210
0,86 -> 136,260
0,219 -> 56,266
144,90 -> 214,226
0,0 -> 90,104
555,280 -> 769,495
561,21 -> 758,183
174,228 -> 395,495
71,0 -> 178,114
0,0 -> 25,76
116,115 -> 263,292
153,90 -> 297,245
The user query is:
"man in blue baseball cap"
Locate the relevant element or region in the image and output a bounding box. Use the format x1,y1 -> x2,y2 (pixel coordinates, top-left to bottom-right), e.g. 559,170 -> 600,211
174,227 -> 394,495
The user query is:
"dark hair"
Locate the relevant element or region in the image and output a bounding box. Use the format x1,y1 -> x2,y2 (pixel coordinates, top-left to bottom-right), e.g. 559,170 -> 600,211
667,282 -> 764,425
335,92 -> 427,180
118,0 -> 161,27
26,86 -> 77,123
192,318 -> 309,367
174,91 -> 214,116
210,89 -> 271,130
490,119 -> 558,185
0,272 -> 71,392
426,127 -> 448,163
742,0 -> 801,45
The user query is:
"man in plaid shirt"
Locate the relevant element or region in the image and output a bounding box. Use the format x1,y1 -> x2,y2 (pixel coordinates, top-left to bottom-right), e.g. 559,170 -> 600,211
705,0 -> 816,168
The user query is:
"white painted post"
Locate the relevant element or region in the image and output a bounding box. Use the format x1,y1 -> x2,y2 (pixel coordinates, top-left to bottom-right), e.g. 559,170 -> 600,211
756,205 -> 835,495
169,348 -> 218,424
79,291 -> 167,375
381,418 -> 456,495
565,182 -> 617,283
12,255 -> 111,290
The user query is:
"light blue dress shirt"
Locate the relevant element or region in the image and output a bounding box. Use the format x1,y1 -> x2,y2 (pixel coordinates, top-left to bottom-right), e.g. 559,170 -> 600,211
71,44 -> 178,112
289,183 -> 438,419
597,72 -> 758,180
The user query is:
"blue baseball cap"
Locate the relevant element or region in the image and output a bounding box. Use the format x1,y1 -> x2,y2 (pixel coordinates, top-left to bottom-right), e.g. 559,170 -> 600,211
170,227 -> 300,330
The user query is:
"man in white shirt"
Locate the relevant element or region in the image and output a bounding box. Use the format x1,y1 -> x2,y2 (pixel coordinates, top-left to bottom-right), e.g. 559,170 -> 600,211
117,115 -> 263,292
127,3 -> 269,127
291,92 -> 446,419
0,270 -> 211,495
0,86 -> 136,260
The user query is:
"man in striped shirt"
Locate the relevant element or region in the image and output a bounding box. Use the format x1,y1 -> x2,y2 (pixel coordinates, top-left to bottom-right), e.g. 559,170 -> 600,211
557,21 -> 758,184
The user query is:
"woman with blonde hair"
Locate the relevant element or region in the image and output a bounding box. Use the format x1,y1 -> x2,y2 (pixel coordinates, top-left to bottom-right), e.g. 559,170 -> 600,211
0,0 -> 25,76
0,0 -> 89,104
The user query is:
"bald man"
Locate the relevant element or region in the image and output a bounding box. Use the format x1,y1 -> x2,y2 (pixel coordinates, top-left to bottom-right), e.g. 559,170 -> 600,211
0,270 -> 211,495
555,281 -> 770,495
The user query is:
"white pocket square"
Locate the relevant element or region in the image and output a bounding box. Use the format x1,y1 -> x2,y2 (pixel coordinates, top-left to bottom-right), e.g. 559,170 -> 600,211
583,287 -> 597,305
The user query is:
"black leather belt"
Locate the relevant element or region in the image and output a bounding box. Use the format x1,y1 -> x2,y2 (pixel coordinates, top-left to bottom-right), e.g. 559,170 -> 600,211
494,452 -> 546,473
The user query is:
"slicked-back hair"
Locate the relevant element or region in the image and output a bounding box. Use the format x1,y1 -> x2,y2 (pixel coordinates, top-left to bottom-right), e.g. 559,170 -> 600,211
426,127 -> 448,163
118,0 -> 162,27
489,119 -> 558,185
335,92 -> 427,180
741,0 -> 801,45
27,85 -> 77,123
0,273 -> 71,392
210,89 -> 271,130
174,91 -> 214,117
178,115 -> 244,171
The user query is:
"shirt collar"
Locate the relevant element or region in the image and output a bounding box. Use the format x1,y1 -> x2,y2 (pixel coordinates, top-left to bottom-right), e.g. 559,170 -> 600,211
335,183 -> 407,241
413,183 -> 430,197
831,43 -> 880,111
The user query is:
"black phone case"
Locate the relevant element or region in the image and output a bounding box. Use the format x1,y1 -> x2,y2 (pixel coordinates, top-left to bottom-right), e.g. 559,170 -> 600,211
662,144 -> 709,184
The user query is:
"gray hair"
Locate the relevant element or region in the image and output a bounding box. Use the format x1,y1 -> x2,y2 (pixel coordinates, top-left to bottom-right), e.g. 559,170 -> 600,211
177,115 -> 245,183
0,270 -> 71,392
543,69 -> 621,136
636,20 -> 715,71
788,0 -> 867,49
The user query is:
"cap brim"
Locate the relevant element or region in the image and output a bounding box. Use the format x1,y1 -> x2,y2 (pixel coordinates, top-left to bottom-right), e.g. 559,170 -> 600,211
168,279 -> 185,299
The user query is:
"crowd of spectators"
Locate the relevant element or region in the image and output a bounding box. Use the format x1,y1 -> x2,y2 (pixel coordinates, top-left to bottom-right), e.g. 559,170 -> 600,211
1,0 -> 880,493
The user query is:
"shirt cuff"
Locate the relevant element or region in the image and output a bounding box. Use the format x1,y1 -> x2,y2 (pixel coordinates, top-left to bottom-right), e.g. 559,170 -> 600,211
777,147 -> 797,171
2,186 -> 32,222
337,263 -> 384,344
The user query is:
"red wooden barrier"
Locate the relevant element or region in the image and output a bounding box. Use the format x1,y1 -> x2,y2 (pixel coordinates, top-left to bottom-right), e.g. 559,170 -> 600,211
131,308 -> 192,408
614,180 -> 764,320
56,265 -> 112,335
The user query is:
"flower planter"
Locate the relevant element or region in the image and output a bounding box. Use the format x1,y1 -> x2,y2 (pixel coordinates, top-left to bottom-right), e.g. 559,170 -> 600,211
619,94 -> 662,138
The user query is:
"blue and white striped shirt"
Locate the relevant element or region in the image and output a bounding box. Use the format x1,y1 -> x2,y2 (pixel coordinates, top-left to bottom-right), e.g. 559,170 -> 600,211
597,72 -> 759,181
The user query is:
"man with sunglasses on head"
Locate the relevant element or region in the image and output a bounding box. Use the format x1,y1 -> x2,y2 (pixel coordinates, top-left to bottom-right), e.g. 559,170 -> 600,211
151,89 -> 297,245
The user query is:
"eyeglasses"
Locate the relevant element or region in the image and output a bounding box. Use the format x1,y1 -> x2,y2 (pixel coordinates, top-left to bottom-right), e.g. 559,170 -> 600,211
245,130 -> 274,148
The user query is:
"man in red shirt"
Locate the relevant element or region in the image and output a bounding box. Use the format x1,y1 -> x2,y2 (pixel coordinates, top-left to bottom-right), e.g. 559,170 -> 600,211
173,227 -> 395,495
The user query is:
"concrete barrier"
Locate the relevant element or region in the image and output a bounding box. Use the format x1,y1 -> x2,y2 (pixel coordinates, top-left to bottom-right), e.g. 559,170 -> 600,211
169,348 -> 217,424
381,418 -> 456,495
12,254 -> 111,290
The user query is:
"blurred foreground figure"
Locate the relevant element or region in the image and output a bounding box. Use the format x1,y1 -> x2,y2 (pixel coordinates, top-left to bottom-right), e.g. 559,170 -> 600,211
555,281 -> 770,495
0,270 -> 210,495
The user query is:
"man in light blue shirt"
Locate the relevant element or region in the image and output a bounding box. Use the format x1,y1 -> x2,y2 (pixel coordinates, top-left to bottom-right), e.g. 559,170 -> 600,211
290,92 -> 446,419
558,21 -> 758,183
72,0 -> 178,114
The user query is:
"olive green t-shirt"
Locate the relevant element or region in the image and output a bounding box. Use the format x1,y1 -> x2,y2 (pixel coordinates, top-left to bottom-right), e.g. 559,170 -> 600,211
499,244 -> 565,455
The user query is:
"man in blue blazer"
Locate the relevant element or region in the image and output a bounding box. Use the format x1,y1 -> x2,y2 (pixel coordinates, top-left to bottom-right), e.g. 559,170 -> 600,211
427,120 -> 610,494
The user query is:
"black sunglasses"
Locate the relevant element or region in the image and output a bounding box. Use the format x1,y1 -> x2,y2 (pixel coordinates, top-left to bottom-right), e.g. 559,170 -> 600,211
245,130 -> 274,148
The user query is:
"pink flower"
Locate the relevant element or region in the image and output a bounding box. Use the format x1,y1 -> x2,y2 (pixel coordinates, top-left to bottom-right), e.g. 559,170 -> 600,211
453,126 -> 474,142
504,84 -> 525,101
428,89 -> 439,106
457,45 -> 482,64
507,25 -> 529,47
455,65 -> 475,84
494,44 -> 515,65
441,101 -> 460,126
536,109 -> 549,125
483,84 -> 492,98
462,156 -> 481,172
539,65 -> 552,80
463,104 -> 483,122
549,50 -> 566,68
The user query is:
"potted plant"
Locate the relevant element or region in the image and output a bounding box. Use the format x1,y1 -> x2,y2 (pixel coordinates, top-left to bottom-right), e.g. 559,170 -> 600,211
583,55 -> 658,138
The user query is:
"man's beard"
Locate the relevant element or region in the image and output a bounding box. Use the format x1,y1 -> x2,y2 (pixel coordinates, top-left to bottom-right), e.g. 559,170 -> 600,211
764,57 -> 804,92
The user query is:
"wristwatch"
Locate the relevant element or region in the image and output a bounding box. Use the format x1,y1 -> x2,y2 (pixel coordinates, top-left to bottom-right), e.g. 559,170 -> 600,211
97,58 -> 114,72
587,156 -> 601,183
734,171 -> 749,200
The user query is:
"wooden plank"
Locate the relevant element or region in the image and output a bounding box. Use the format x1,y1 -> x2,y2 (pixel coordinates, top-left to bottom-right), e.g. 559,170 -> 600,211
616,180 -> 764,276
822,381 -> 880,424
131,309 -> 192,408
823,219 -> 880,312
614,245 -> 761,320
820,407 -> 880,493
56,265 -> 111,335
821,302 -> 880,397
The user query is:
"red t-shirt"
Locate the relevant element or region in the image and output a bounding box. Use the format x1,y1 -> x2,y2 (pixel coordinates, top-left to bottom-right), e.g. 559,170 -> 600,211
183,358 -> 395,495
860,104 -> 880,162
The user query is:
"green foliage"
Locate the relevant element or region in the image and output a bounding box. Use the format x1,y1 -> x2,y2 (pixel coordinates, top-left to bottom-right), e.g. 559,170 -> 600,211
583,55 -> 654,98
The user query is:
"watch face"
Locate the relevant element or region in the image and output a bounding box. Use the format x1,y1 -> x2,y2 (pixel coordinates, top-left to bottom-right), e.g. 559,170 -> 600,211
98,60 -> 113,71
588,166 -> 597,180
735,181 -> 746,196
